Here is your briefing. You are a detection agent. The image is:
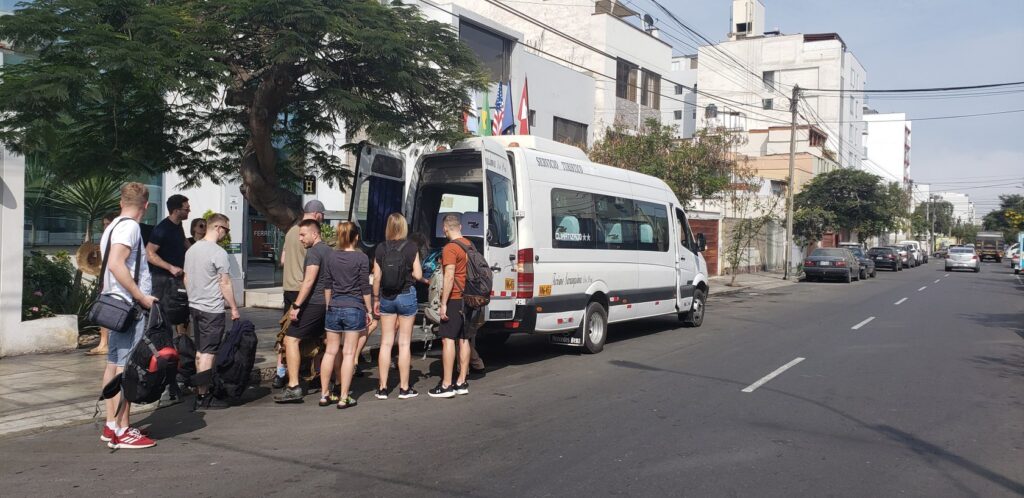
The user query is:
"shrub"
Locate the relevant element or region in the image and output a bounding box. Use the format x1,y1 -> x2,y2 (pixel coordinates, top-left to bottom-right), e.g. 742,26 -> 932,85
22,251 -> 100,331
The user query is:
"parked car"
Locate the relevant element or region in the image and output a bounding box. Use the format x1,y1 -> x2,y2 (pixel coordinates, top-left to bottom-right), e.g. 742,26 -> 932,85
903,243 -> 924,266
1007,243 -> 1020,274
847,246 -> 877,279
868,246 -> 901,271
945,246 -> 980,273
899,240 -> 928,264
804,248 -> 862,283
889,245 -> 913,268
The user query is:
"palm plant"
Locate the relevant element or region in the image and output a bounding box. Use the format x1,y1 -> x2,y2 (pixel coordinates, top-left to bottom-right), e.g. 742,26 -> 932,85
24,156 -> 55,246
52,175 -> 123,244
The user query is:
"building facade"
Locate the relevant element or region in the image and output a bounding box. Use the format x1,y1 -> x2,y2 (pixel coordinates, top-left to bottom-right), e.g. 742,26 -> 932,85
862,110 -> 911,186
665,55 -> 699,139
937,192 -> 975,227
696,0 -> 867,174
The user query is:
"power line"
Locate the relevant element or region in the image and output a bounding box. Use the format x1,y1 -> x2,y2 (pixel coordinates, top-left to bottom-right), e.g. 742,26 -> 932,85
803,81 -> 1024,93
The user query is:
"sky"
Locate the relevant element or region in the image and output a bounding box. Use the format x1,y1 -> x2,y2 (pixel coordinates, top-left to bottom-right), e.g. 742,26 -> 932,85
643,0 -> 1024,219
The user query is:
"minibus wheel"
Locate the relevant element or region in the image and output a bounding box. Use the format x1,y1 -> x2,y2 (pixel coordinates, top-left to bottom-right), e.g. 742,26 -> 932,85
582,301 -> 608,354
684,289 -> 706,328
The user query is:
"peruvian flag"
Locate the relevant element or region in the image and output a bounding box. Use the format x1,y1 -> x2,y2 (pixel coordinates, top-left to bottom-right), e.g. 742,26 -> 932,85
517,76 -> 531,135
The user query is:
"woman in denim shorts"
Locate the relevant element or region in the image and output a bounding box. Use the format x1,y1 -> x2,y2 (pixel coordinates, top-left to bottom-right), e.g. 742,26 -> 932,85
322,222 -> 373,409
372,214 -> 426,400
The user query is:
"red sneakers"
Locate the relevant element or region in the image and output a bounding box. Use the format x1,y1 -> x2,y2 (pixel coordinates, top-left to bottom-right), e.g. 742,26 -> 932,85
107,428 -> 156,449
100,425 -> 148,442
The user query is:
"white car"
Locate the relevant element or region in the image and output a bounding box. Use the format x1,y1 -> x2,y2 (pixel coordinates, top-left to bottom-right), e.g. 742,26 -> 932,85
945,247 -> 980,273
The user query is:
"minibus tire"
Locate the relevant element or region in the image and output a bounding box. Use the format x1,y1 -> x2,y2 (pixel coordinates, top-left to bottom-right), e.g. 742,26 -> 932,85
684,288 -> 706,328
582,301 -> 608,354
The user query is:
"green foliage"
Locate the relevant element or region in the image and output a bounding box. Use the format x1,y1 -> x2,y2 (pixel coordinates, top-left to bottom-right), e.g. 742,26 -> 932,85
0,0 -> 486,230
588,121 -> 735,207
910,200 -> 954,237
22,251 -> 99,330
982,194 -> 1024,242
202,209 -> 232,248
794,169 -> 907,240
51,175 -> 124,243
793,207 -> 837,246
321,221 -> 337,248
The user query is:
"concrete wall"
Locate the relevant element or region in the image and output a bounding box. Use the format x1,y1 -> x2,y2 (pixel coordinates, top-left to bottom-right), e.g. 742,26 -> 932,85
863,112 -> 909,185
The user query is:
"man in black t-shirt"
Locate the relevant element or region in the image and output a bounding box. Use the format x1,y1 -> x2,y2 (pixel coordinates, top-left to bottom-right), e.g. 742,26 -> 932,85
146,194 -> 191,332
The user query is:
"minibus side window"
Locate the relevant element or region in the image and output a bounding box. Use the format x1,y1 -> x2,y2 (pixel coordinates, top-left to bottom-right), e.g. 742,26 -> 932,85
551,188 -> 596,249
486,171 -> 516,247
595,195 -> 637,250
635,201 -> 669,252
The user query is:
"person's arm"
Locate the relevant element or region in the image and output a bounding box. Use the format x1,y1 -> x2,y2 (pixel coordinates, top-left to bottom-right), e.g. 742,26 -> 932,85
146,241 -> 182,277
279,248 -> 286,269
108,244 -> 156,309
219,273 -> 240,321
362,260 -> 374,328
289,264 -> 320,321
441,264 -> 455,321
411,253 -> 424,283
372,260 -> 382,316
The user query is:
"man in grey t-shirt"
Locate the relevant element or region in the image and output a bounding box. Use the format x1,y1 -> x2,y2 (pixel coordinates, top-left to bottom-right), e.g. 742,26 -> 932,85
183,213 -> 239,409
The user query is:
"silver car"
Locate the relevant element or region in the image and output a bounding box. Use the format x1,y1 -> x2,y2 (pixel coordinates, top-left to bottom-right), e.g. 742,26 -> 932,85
944,247 -> 980,273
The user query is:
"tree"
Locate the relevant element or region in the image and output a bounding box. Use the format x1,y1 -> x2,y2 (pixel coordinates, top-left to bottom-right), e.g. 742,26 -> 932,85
51,175 -> 124,244
588,121 -> 736,207
910,200 -> 954,237
0,0 -> 486,230
719,163 -> 783,285
793,206 -> 837,247
982,194 -> 1024,242
24,156 -> 55,247
794,169 -> 906,241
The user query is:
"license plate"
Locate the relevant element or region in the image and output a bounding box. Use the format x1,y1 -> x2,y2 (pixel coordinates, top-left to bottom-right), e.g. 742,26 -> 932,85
819,261 -> 830,266
875,257 -> 884,260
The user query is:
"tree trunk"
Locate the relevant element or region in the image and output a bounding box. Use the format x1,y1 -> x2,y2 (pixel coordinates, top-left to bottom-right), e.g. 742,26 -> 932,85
237,66 -> 303,232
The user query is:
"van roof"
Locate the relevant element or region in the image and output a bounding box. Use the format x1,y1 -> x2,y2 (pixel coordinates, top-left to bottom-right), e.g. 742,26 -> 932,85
455,135 -> 590,162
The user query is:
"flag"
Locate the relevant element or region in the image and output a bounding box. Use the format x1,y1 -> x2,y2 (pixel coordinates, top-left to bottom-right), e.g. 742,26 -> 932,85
464,91 -> 479,134
500,80 -> 516,135
517,76 -> 531,135
480,89 -> 491,137
491,82 -> 504,136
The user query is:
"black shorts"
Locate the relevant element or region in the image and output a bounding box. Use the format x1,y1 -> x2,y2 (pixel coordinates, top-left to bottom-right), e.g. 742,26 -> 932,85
190,308 -> 225,354
283,290 -> 299,311
438,300 -> 477,340
287,303 -> 326,340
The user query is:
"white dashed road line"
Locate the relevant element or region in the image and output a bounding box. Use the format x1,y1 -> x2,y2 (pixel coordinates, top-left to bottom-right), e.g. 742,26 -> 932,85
934,279 -> 940,283
851,316 -> 876,330
894,298 -> 908,306
945,274 -> 950,277
741,357 -> 806,393
918,286 -> 927,291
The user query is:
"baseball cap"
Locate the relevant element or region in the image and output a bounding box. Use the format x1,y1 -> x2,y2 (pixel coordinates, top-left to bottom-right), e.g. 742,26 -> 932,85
303,199 -> 326,214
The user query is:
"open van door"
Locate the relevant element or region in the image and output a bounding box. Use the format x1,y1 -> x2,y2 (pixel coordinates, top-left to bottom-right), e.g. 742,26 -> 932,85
674,207 -> 699,313
480,141 -> 518,322
348,142 -> 406,251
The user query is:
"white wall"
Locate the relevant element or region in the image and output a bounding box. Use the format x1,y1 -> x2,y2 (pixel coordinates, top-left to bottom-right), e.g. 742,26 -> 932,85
863,112 -> 909,185
0,148 -> 25,351
665,55 -> 698,138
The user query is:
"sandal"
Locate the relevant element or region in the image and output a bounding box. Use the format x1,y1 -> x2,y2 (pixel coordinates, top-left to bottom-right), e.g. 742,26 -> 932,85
336,397 -> 357,409
319,392 -> 338,407
85,347 -> 108,356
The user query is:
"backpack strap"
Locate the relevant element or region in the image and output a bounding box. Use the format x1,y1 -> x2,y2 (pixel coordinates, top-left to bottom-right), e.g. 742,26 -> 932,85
446,240 -> 472,293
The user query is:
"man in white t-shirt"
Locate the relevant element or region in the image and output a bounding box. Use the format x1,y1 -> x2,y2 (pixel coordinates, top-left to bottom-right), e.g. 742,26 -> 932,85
98,182 -> 158,450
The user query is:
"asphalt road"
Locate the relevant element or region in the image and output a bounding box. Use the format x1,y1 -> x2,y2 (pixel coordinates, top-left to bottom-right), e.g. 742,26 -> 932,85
2,261 -> 1022,497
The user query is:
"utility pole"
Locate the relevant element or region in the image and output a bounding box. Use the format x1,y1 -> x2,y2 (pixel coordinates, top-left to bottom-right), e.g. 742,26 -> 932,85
783,85 -> 800,280
926,194 -> 932,253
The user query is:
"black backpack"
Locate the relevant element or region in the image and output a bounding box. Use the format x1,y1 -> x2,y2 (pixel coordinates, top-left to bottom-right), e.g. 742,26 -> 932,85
379,241 -> 409,295
162,277 -> 189,326
451,239 -> 492,309
212,319 -> 258,400
97,303 -> 180,417
173,333 -> 197,388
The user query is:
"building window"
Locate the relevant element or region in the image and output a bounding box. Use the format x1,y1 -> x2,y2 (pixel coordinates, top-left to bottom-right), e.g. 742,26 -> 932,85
735,22 -> 750,34
459,20 -> 512,82
675,84 -> 683,95
616,59 -> 638,101
673,110 -> 683,120
553,116 -> 588,147
641,70 -> 661,109
762,71 -> 775,91
762,98 -> 773,110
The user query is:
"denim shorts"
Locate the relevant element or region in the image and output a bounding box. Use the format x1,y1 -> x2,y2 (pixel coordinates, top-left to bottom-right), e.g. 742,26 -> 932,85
108,313 -> 146,366
325,306 -> 367,333
379,286 -> 417,317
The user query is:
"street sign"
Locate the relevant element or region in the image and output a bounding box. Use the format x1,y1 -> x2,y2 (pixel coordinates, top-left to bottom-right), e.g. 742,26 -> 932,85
303,175 -> 317,195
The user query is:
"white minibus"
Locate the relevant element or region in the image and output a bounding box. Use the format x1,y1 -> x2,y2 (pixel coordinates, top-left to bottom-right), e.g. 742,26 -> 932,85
348,136 -> 710,353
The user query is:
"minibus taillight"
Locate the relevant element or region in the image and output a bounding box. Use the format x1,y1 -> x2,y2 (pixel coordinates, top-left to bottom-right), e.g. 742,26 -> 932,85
517,248 -> 534,299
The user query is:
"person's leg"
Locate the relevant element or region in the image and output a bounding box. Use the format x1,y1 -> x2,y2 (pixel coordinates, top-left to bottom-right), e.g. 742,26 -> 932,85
284,336 -> 301,388
339,331 -> 363,405
457,338 -> 471,386
377,315 -> 398,390
195,352 -> 215,395
103,363 -> 120,427
441,338 -> 456,387
320,333 -> 341,397
397,315 -> 415,390
470,337 -> 485,370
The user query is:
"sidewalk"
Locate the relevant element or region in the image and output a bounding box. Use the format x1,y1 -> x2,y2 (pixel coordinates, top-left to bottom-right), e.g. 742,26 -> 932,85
709,270 -> 799,297
0,306 -> 419,438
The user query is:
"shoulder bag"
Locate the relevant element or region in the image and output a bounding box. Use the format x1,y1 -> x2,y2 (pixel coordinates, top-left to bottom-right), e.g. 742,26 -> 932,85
86,218 -> 143,332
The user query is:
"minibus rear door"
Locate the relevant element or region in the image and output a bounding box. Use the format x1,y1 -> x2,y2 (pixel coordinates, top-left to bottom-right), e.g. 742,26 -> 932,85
481,141 -> 518,321
347,142 -> 406,252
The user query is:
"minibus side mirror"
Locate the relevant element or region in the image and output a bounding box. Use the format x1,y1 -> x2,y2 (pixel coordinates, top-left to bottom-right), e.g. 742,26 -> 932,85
696,233 -> 707,253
